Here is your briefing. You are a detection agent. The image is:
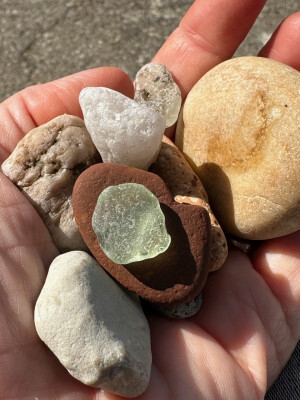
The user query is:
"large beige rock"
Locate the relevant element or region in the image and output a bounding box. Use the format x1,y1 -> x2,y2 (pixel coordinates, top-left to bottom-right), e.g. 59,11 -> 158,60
176,57 -> 300,240
1,114 -> 100,251
34,251 -> 152,397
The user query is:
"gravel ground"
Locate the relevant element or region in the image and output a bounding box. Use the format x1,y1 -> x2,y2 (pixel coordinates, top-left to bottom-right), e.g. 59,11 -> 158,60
0,0 -> 299,101
0,1 -> 299,399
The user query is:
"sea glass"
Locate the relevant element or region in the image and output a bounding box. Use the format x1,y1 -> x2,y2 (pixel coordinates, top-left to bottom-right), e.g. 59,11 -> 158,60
92,183 -> 171,264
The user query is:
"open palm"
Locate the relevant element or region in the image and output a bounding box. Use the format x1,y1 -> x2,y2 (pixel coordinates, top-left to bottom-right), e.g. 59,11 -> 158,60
0,1 -> 299,399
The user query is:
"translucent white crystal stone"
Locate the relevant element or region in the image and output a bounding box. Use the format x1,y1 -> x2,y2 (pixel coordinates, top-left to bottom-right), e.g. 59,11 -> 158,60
134,63 -> 182,128
79,87 -> 166,170
92,183 -> 171,264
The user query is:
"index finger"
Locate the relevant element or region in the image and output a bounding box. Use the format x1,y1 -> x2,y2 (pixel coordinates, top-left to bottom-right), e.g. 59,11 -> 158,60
0,67 -> 134,161
153,0 -> 267,98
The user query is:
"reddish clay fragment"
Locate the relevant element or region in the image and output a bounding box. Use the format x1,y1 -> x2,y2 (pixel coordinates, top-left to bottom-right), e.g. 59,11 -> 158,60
72,163 -> 211,306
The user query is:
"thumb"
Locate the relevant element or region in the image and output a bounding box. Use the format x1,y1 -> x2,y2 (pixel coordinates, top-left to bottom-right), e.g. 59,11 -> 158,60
0,67 -> 134,161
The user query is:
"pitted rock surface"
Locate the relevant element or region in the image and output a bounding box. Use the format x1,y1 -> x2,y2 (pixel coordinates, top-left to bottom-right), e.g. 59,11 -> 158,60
134,63 -> 182,127
1,114 -> 100,251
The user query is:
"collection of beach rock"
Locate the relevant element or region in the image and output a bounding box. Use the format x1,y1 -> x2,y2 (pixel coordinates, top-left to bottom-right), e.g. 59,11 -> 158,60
2,57 -> 299,397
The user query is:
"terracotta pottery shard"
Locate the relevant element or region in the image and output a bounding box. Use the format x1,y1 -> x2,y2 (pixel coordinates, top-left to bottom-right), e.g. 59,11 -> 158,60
72,163 -> 211,306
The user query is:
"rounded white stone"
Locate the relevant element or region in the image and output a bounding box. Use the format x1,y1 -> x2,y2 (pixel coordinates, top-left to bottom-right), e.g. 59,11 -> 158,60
34,251 -> 152,397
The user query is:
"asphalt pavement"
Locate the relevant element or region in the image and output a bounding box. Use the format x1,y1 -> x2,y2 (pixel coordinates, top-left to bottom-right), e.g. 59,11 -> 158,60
0,0 -> 299,102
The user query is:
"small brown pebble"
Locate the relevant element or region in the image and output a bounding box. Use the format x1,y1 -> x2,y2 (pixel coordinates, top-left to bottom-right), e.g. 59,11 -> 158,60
151,136 -> 228,271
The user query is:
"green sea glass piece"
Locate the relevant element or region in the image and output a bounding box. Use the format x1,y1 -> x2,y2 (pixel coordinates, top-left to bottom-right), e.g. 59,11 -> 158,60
92,183 -> 171,264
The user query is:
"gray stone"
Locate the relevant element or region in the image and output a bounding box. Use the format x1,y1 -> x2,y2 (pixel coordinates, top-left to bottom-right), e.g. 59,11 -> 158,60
34,251 -> 152,397
1,114 -> 100,252
153,293 -> 202,319
79,87 -> 166,170
134,63 -> 182,127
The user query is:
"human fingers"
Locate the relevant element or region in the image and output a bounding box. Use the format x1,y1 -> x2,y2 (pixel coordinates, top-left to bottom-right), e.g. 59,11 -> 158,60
0,67 -> 134,161
152,0 -> 266,98
251,231 -> 300,386
259,11 -> 300,71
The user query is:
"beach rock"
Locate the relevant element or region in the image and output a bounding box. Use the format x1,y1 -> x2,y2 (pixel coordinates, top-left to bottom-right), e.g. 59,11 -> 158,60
134,63 -> 182,127
153,293 -> 203,319
1,114 -> 100,252
176,57 -> 300,239
34,251 -> 152,397
79,87 -> 165,170
151,136 -> 227,271
72,162 -> 212,306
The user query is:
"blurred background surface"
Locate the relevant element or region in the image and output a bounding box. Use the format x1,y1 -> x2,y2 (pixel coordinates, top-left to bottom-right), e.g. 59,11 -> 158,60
0,0 -> 299,101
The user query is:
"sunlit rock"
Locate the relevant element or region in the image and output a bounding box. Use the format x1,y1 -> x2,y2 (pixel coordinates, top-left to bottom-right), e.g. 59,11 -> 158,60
79,87 -> 165,170
134,63 -> 182,127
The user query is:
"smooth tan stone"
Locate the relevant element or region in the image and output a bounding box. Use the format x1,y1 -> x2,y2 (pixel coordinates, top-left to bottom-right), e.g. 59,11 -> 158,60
34,251 -> 152,397
176,57 -> 300,239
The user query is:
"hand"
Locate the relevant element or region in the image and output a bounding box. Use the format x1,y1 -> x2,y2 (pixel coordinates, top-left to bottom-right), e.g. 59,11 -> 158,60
0,1 -> 299,399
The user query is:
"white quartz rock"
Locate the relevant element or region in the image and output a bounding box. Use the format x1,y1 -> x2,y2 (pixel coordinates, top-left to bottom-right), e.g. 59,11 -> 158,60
79,87 -> 166,170
134,63 -> 182,127
34,251 -> 152,398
